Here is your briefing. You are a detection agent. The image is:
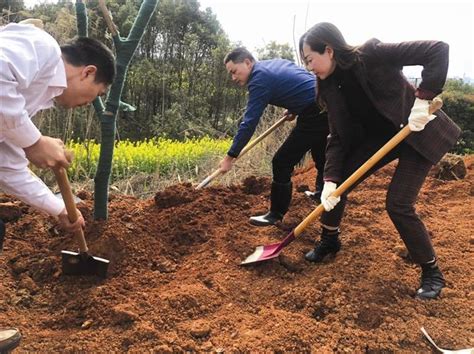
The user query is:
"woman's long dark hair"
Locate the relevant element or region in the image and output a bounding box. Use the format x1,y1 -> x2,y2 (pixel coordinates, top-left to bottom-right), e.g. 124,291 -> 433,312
299,22 -> 361,109
299,22 -> 360,70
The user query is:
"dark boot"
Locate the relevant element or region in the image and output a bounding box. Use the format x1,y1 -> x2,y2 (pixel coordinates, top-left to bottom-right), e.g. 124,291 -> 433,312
0,219 -> 5,253
250,181 -> 292,226
416,259 -> 445,300
305,227 -> 341,262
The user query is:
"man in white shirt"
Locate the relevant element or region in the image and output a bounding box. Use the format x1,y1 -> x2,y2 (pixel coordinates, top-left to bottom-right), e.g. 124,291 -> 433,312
0,22 -> 115,247
0,22 -> 116,348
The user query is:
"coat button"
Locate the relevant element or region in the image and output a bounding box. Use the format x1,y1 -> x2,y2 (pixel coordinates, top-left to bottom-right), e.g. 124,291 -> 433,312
338,85 -> 342,89
400,123 -> 404,128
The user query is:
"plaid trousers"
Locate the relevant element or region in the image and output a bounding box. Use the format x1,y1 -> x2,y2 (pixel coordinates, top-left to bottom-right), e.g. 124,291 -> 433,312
321,136 -> 435,264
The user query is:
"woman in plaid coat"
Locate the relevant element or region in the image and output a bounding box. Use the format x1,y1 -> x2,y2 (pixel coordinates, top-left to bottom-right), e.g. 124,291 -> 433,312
299,22 -> 461,299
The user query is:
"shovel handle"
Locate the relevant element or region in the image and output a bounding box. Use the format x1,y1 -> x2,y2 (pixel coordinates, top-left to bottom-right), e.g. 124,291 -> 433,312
53,167 -> 88,253
196,115 -> 288,189
196,168 -> 222,189
238,115 -> 288,158
294,97 -> 443,236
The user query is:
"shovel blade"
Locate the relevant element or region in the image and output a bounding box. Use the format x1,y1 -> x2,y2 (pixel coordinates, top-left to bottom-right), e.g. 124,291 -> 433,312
240,231 -> 296,265
240,243 -> 283,265
54,192 -> 82,204
61,250 -> 109,278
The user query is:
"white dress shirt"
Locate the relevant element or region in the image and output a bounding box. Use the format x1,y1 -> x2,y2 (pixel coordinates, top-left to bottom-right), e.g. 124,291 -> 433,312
0,23 -> 67,216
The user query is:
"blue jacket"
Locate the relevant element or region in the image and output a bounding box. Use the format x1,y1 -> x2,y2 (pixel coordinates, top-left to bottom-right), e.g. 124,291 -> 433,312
228,59 -> 316,157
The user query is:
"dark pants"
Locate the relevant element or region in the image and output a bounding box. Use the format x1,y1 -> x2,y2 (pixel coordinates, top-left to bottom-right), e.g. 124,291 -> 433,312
272,105 -> 329,190
321,136 -> 435,264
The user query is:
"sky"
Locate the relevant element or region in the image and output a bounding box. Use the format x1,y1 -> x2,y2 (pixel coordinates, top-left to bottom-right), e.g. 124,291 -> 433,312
23,0 -> 474,78
198,0 -> 474,79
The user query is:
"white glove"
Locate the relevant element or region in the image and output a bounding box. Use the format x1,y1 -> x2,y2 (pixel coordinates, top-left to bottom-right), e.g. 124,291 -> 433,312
408,98 -> 436,132
321,181 -> 341,212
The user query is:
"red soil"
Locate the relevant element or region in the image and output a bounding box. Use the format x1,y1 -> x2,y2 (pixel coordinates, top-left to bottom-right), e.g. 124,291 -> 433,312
0,156 -> 473,351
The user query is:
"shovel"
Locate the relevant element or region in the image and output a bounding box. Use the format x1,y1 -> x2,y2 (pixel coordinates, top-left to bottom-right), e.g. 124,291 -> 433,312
421,327 -> 474,354
196,114 -> 289,189
241,97 -> 443,265
54,167 -> 109,277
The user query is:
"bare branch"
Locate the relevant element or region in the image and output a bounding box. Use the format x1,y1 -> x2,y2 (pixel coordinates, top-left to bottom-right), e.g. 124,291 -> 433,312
98,0 -> 118,36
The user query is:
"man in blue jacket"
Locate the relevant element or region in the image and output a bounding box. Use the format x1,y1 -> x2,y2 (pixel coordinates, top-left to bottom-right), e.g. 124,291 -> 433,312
220,47 -> 328,226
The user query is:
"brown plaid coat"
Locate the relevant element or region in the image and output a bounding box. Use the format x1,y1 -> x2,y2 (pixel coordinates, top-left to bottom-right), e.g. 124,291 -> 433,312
320,38 -> 461,183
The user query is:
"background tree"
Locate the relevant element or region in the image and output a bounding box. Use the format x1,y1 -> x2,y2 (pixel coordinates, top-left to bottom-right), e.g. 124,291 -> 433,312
0,0 -> 26,23
443,79 -> 474,153
15,0 -> 248,144
257,40 -> 294,62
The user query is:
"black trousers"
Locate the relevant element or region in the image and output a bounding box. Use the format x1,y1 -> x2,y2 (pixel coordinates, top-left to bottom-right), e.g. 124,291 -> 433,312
272,104 -> 329,190
321,136 -> 435,264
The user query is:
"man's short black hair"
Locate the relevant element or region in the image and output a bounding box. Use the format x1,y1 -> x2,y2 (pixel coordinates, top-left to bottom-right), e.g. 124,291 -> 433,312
224,47 -> 255,64
61,37 -> 116,85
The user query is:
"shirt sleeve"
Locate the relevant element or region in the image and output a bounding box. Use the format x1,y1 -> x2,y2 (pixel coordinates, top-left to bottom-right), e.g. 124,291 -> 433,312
227,83 -> 271,157
0,29 -> 45,148
0,141 -> 64,216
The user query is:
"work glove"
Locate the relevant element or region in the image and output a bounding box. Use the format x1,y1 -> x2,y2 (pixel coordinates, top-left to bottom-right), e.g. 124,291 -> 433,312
321,181 -> 340,212
408,98 -> 436,132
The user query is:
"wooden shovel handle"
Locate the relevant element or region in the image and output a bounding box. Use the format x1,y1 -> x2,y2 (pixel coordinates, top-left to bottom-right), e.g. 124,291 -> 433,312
294,97 -> 443,236
53,167 -> 88,253
196,115 -> 288,189
238,115 -> 288,158
195,168 -> 222,190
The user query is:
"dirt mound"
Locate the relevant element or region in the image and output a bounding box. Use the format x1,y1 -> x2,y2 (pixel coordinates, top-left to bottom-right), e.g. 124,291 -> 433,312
241,176 -> 270,195
154,183 -> 200,208
0,157 -> 473,351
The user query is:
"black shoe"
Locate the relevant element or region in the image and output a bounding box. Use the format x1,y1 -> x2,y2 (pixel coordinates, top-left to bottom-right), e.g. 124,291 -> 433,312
304,190 -> 322,203
249,211 -> 283,226
249,181 -> 292,226
416,261 -> 445,300
305,228 -> 341,262
0,328 -> 21,352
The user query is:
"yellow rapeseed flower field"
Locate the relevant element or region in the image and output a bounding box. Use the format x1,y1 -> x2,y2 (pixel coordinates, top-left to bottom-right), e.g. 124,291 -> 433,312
66,137 -> 231,181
